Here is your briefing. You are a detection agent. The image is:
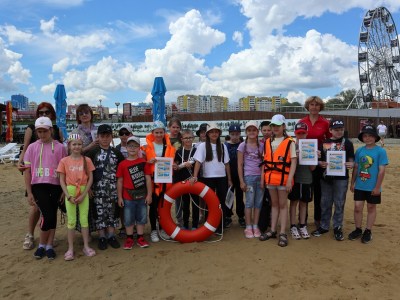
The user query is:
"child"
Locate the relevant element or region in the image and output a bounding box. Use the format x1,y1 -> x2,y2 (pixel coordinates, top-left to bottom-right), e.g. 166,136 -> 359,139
116,136 -> 152,249
168,117 -> 182,149
349,125 -> 388,243
23,117 -> 67,259
86,124 -> 125,250
195,123 -> 208,146
116,125 -> 133,158
225,123 -> 245,227
173,129 -> 199,229
142,121 -> 176,242
190,122 -> 232,235
288,122 -> 315,240
237,121 -> 264,238
259,114 -> 297,247
195,122 -> 208,222
258,121 -> 272,235
312,119 -> 355,241
57,134 -> 96,260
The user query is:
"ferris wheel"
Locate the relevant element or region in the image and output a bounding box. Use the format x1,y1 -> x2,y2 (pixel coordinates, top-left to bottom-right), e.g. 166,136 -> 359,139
353,7 -> 400,109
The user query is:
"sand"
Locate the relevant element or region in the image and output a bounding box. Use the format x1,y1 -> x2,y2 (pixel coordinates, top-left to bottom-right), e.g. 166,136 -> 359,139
0,144 -> 399,300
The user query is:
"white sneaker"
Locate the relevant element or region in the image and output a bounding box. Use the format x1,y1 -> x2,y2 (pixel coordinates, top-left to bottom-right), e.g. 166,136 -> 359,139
290,226 -> 301,240
159,229 -> 171,240
150,230 -> 159,242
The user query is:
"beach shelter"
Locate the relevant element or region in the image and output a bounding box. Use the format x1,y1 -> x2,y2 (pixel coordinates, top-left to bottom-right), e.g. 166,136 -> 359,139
151,77 -> 167,126
54,84 -> 68,140
6,101 -> 13,142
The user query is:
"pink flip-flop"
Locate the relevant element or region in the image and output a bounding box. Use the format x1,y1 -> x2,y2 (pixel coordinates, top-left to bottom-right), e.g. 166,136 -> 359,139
83,247 -> 96,257
64,250 -> 74,261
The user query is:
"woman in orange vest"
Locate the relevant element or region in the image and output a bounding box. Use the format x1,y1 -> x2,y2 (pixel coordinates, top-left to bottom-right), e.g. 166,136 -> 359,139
142,121 -> 176,243
259,114 -> 297,247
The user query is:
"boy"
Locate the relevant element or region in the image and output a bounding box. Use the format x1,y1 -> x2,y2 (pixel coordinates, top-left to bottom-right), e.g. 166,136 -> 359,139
349,125 -> 388,243
225,123 -> 245,227
259,120 -> 272,144
312,119 -> 355,241
173,129 -> 199,229
117,136 -> 152,249
86,124 -> 125,250
288,122 -> 315,240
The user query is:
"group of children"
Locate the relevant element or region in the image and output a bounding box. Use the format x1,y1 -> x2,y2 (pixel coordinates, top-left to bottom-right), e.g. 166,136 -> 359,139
23,112 -> 388,260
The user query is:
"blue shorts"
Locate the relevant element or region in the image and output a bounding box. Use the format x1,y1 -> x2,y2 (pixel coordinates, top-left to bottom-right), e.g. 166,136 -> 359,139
244,175 -> 263,209
123,199 -> 148,226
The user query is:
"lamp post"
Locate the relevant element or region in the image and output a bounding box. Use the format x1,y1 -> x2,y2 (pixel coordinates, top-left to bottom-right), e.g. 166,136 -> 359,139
376,86 -> 383,124
115,102 -> 120,122
99,99 -> 103,121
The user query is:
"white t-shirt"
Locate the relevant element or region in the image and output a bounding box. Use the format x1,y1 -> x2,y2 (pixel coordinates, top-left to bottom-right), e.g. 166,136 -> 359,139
377,124 -> 387,135
271,137 -> 297,158
193,142 -> 230,178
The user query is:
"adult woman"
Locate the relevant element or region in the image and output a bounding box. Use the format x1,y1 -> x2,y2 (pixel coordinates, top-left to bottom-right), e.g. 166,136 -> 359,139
300,96 -> 330,228
19,102 -> 64,250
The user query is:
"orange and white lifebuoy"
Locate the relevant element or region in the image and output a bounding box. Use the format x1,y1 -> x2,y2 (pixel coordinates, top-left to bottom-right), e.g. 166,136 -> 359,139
158,181 -> 222,243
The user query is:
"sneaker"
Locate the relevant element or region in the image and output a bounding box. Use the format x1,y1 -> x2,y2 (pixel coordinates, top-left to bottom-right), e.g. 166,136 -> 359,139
46,248 -> 56,260
118,228 -> 127,239
244,228 -> 254,238
348,228 -> 363,241
299,226 -> 310,239
361,229 -> 372,244
98,237 -> 108,250
33,247 -> 45,259
224,218 -> 232,228
150,230 -> 160,243
137,236 -> 150,248
253,228 -> 261,238
334,226 -> 344,241
290,226 -> 301,240
108,236 -> 120,249
238,218 -> 246,228
159,229 -> 171,240
311,227 -> 329,237
23,233 -> 35,250
123,237 -> 134,250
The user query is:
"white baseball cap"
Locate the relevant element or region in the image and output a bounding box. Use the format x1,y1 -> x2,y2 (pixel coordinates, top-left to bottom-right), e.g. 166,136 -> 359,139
35,117 -> 53,129
127,136 -> 141,145
270,114 -> 286,126
245,120 -> 258,130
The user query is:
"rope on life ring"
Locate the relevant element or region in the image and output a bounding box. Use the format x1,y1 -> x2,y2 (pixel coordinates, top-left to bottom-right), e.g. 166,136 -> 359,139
158,181 -> 222,243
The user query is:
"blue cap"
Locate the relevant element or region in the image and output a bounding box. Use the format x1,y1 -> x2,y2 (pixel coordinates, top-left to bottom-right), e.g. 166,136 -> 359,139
228,124 -> 241,132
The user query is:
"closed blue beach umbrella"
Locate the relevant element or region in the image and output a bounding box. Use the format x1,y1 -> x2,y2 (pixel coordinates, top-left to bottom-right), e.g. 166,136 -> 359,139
151,77 -> 167,126
54,84 -> 68,140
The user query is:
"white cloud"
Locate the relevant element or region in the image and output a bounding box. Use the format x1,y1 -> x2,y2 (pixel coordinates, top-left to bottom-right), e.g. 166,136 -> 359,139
40,17 -> 57,35
8,61 -> 31,84
286,91 -> 307,104
232,31 -> 243,47
52,57 -> 70,73
0,25 -> 34,45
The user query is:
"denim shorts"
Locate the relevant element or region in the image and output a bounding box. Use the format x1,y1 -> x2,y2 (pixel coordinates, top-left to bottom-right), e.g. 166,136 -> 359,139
245,175 -> 263,209
123,199 -> 147,226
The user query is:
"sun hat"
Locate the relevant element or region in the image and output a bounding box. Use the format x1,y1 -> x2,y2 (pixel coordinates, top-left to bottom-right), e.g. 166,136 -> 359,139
152,121 -> 166,131
245,120 -> 258,130
97,124 -> 112,134
35,117 -> 53,129
228,124 -> 241,132
329,119 -> 345,129
127,136 -> 140,145
196,123 -> 208,136
294,122 -> 308,134
358,125 -> 380,142
206,122 -> 222,134
270,114 -> 286,126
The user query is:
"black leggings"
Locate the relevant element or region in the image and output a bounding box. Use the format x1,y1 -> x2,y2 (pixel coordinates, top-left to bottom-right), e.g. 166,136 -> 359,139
32,184 -> 62,231
201,177 -> 229,228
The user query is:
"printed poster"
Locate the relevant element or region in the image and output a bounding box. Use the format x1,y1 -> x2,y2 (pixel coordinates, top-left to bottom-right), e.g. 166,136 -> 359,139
298,139 -> 318,165
326,151 -> 346,176
154,157 -> 173,183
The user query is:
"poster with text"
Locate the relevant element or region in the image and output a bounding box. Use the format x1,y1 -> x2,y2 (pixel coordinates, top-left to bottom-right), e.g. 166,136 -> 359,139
154,157 -> 173,183
298,139 -> 318,165
326,151 -> 346,176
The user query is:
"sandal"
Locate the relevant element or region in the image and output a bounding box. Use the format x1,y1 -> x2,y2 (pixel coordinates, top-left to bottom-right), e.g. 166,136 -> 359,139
278,233 -> 288,247
23,233 -> 34,250
299,226 -> 310,239
64,250 -> 75,261
259,230 -> 277,241
290,226 -> 301,240
83,247 -> 96,257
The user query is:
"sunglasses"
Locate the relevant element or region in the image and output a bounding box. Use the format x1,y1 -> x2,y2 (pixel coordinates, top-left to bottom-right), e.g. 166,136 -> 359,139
38,110 -> 51,116
119,132 -> 130,136
78,111 -> 90,116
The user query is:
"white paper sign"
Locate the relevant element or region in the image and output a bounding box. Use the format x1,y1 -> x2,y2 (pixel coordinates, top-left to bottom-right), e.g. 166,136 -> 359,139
298,139 -> 318,165
154,157 -> 173,183
326,151 -> 346,176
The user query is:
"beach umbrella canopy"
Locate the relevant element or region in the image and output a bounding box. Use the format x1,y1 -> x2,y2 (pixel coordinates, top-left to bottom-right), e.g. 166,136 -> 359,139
151,77 -> 167,126
6,101 -> 13,142
54,84 -> 68,140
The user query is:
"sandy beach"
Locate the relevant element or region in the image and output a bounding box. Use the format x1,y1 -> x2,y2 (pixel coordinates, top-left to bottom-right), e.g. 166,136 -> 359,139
1,143 -> 399,300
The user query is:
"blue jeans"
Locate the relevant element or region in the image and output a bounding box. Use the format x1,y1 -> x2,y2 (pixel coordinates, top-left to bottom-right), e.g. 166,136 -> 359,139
244,175 -> 263,209
320,179 -> 348,230
123,199 -> 147,226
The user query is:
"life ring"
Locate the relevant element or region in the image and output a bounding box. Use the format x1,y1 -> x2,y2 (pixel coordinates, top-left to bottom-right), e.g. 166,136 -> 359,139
158,181 -> 222,243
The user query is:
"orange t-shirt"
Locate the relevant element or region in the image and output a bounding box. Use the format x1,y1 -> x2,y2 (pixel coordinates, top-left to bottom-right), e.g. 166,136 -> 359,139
57,156 -> 95,186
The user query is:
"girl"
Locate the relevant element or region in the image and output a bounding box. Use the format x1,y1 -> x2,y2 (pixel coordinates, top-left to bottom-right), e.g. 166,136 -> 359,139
142,121 -> 176,242
168,117 -> 182,149
24,117 -> 67,259
259,114 -> 297,247
57,134 -> 96,260
190,122 -> 232,235
238,121 -> 264,238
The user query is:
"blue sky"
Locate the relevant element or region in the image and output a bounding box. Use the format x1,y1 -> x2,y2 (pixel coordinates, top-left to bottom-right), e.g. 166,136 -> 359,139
0,0 -> 399,111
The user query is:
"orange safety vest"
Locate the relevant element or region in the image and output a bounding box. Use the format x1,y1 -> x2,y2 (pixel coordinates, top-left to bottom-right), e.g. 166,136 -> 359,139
142,132 -> 176,196
263,137 -> 294,186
